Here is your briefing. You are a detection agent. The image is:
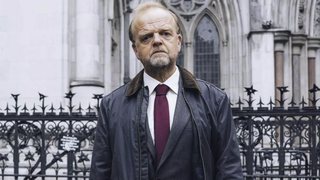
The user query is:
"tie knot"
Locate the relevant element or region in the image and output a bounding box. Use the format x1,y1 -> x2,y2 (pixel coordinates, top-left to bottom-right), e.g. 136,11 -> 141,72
156,84 -> 169,96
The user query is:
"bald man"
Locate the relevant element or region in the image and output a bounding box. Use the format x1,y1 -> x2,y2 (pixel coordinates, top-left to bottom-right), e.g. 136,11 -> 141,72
90,1 -> 243,179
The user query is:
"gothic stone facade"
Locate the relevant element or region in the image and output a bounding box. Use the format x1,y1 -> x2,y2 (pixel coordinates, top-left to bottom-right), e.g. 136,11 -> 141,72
0,0 -> 320,109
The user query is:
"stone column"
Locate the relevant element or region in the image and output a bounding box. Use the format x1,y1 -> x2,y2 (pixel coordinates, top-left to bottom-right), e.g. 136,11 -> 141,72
291,35 -> 307,104
274,32 -> 289,106
71,0 -> 104,109
307,37 -> 320,103
123,4 -> 132,84
249,32 -> 275,106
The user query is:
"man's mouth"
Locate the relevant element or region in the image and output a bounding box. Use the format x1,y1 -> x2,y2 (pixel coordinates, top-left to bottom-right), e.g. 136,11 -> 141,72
153,51 -> 166,55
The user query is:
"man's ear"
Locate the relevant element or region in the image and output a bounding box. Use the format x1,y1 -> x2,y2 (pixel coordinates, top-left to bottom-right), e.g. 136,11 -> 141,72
132,43 -> 140,59
132,43 -> 137,52
177,34 -> 182,52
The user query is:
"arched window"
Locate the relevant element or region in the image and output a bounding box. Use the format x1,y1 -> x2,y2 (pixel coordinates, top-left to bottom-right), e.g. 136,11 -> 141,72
193,15 -> 220,87
176,37 -> 184,67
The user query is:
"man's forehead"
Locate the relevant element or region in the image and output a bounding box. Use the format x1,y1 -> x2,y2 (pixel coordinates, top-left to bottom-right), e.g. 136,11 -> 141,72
133,8 -> 175,32
132,7 -> 174,26
137,18 -> 174,29
138,24 -> 174,35
137,7 -> 170,19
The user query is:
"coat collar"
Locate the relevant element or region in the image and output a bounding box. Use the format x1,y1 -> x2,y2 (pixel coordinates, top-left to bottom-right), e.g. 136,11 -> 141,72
125,65 -> 201,97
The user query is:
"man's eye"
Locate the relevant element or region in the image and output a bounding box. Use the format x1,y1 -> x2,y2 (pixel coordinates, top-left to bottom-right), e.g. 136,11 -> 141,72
162,32 -> 170,36
142,35 -> 152,41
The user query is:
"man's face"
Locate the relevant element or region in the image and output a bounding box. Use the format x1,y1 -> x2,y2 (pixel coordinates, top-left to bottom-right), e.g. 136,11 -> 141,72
131,8 -> 182,70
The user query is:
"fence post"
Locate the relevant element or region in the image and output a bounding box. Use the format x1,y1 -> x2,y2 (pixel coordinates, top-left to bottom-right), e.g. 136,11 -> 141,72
311,115 -> 317,179
279,115 -> 284,180
246,115 -> 254,180
67,119 -> 74,180
65,91 -> 75,180
41,120 -> 46,180
13,120 -> 19,180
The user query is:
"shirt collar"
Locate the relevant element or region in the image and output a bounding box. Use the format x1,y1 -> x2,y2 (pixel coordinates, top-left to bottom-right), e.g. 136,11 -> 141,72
143,66 -> 180,96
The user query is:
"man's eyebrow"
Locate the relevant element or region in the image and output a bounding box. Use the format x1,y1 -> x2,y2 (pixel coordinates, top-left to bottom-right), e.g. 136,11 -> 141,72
138,31 -> 152,38
138,25 -> 175,36
158,26 -> 174,31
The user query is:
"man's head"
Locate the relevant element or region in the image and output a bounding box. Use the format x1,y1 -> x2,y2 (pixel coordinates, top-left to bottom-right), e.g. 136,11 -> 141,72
129,1 -> 182,73
129,2 -> 181,43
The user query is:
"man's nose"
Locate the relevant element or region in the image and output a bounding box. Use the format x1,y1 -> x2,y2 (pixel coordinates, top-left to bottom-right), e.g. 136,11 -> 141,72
153,33 -> 162,46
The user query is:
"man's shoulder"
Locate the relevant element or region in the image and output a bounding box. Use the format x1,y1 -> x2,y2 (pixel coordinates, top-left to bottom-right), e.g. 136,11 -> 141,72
195,79 -> 225,96
194,78 -> 227,105
102,83 -> 130,101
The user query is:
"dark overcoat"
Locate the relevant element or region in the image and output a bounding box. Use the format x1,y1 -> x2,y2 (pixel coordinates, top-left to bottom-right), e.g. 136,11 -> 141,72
90,66 -> 243,180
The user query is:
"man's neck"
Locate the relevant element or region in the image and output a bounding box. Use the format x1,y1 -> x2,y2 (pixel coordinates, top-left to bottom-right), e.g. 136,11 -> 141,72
144,65 -> 176,83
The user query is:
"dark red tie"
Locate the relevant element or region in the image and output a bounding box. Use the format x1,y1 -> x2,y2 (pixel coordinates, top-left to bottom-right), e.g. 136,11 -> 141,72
154,84 -> 170,166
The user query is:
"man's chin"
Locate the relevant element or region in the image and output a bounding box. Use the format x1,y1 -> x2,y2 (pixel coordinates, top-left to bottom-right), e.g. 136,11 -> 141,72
150,58 -> 170,68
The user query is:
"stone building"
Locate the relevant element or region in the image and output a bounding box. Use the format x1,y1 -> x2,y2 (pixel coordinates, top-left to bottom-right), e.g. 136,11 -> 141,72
0,0 -> 320,111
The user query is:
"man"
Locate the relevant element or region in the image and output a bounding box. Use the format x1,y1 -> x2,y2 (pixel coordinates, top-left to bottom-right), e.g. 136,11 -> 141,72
90,1 -> 243,179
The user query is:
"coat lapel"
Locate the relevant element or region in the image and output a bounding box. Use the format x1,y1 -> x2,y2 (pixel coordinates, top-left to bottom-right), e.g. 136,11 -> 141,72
157,83 -> 191,168
146,120 -> 156,162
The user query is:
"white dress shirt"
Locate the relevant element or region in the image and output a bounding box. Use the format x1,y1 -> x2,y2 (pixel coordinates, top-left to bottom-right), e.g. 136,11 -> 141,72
143,67 -> 179,143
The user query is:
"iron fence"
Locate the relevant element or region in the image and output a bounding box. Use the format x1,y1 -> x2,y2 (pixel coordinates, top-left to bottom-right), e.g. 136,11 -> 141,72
235,85 -> 320,180
0,92 -> 101,180
0,85 -> 319,179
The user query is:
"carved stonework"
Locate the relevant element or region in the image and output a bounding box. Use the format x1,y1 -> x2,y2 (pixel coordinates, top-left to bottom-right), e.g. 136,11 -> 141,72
250,0 -> 263,30
314,0 -> 320,36
162,0 -> 209,22
111,38 -> 117,56
298,13 -> 304,29
222,41 -> 228,47
185,41 -> 192,48
262,20 -> 273,29
299,0 -> 305,12
298,0 -> 306,29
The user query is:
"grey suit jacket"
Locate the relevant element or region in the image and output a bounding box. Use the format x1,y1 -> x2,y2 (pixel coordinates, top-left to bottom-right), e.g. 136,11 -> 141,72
146,80 -> 195,179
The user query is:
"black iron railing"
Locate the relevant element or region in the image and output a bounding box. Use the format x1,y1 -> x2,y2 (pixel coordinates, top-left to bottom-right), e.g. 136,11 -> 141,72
0,85 -> 319,179
235,85 -> 320,180
0,92 -> 102,180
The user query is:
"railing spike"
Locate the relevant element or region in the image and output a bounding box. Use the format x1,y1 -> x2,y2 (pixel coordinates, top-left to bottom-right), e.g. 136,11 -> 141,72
257,97 -> 264,107
288,96 -> 296,107
59,103 -> 64,113
236,96 -> 244,109
276,86 -> 289,107
87,104 -> 93,113
38,92 -> 48,114
22,103 -> 28,113
229,99 -> 233,106
65,91 -> 76,114
308,84 -> 319,107
5,103 -> 10,114
267,97 -> 275,110
49,103 -> 55,113
31,103 -> 37,114
11,94 -> 20,114
244,85 -> 257,108
77,103 -> 83,113
93,94 -> 103,113
299,96 -> 307,108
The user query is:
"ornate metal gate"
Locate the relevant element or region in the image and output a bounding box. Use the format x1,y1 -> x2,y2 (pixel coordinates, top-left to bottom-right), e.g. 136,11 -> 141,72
0,85 -> 320,179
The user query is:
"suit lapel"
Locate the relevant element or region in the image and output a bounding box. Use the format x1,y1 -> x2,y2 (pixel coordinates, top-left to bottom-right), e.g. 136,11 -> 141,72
157,84 -> 191,168
146,117 -> 156,162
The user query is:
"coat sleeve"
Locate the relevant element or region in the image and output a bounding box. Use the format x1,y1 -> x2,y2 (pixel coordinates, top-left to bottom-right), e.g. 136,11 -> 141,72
90,98 -> 112,180
214,94 -> 243,179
